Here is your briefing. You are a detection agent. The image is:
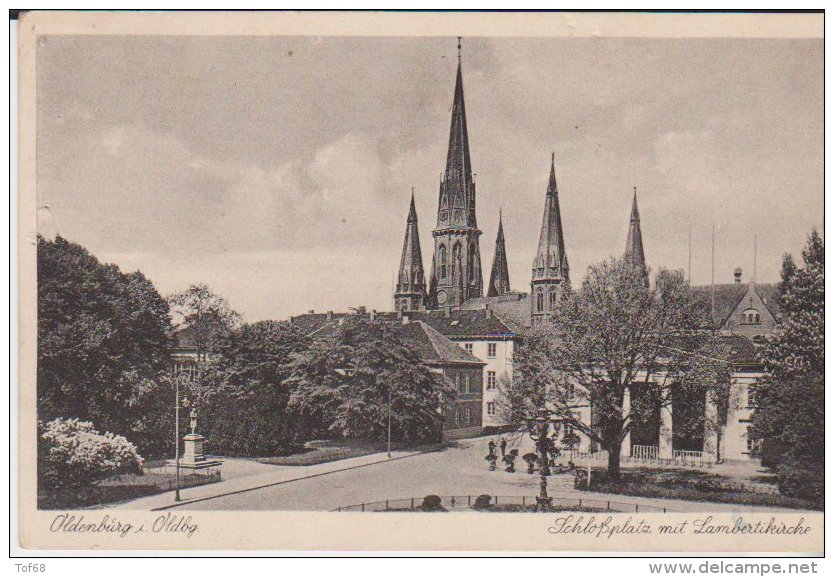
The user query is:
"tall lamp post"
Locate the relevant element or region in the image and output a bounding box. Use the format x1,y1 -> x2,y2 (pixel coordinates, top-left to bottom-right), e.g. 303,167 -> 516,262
387,381 -> 392,458
527,407 -> 560,512
174,374 -> 190,503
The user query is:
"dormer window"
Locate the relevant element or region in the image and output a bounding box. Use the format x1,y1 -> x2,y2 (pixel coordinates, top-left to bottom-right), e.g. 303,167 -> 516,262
741,308 -> 762,325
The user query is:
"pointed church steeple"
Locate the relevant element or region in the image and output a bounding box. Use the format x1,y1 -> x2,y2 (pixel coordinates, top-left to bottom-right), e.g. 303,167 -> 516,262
531,154 -> 570,324
394,189 -> 427,311
487,211 -> 511,297
625,187 -> 647,275
429,38 -> 483,310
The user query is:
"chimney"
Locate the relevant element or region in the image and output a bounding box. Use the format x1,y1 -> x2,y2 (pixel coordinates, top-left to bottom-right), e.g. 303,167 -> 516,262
734,267 -> 743,284
326,310 -> 333,320
485,306 -> 493,320
370,309 -> 376,323
401,311 -> 411,325
308,310 -> 314,314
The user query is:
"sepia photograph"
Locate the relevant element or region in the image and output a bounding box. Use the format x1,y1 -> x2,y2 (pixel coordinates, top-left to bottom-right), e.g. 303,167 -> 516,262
15,10 -> 824,553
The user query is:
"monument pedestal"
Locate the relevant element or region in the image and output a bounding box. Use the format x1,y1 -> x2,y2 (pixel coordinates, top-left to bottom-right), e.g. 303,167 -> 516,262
180,433 -> 223,470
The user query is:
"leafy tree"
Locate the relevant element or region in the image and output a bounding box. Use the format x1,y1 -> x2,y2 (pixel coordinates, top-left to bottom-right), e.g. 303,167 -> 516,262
37,236 -> 172,436
169,283 -> 241,362
510,258 -> 720,480
287,317 -> 452,445
38,418 -> 143,490
191,320 -> 310,456
752,230 -> 824,503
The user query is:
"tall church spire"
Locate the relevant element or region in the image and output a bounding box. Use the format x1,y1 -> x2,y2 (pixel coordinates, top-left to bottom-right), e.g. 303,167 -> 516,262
531,154 -> 569,324
429,39 -> 483,310
437,39 -> 475,230
625,186 -> 647,274
394,189 -> 427,311
487,211 -> 511,297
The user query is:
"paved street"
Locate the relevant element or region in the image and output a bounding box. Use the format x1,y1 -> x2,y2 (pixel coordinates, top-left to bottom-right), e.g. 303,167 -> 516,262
150,435 -> 802,513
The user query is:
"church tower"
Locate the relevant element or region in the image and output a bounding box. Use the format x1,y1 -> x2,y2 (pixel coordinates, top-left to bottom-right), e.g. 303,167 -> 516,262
487,211 -> 511,297
394,190 -> 427,311
624,187 -> 648,284
531,154 -> 569,324
429,39 -> 483,309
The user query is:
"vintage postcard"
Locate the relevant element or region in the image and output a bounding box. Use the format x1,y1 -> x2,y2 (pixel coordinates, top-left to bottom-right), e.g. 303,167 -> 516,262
16,10 -> 824,553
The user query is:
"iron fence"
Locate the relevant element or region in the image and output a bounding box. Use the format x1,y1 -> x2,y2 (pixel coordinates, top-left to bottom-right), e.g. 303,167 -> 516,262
332,495 -> 676,513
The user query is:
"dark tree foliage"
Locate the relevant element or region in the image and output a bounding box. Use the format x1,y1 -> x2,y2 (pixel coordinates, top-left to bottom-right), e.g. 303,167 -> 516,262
37,236 -> 172,439
287,317 -> 451,445
752,231 -> 824,504
192,320 -> 310,457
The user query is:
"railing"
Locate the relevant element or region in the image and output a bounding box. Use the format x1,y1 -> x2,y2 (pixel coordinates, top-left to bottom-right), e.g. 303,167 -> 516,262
631,445 -> 659,460
673,450 -> 710,467
565,448 -> 713,469
333,494 -> 675,513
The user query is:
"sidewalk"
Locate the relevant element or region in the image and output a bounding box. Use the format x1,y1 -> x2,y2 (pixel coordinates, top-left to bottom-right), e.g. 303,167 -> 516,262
115,449 -> 420,511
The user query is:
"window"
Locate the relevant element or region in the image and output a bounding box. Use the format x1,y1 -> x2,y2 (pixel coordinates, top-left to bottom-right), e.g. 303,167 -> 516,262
464,374 -> 471,393
463,342 -> 473,354
468,244 -> 476,283
487,343 -> 497,358
452,243 -> 462,280
487,402 -> 496,416
487,371 -> 497,390
439,244 -> 447,279
454,373 -> 461,391
741,308 -> 762,325
536,289 -> 544,312
465,407 -> 471,424
549,287 -> 558,309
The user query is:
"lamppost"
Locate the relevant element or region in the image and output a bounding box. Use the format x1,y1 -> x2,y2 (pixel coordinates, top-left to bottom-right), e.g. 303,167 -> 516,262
527,407 -> 559,511
174,374 -> 190,502
387,381 -> 392,459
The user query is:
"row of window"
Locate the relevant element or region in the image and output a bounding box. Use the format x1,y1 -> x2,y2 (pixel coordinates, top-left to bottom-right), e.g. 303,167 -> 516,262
535,286 -> 559,312
740,308 -> 762,325
437,242 -> 477,283
462,342 -> 497,357
452,405 -> 477,426
453,370 -> 501,392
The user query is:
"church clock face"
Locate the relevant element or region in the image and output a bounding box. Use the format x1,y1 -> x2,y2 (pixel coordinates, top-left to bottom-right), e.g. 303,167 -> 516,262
436,290 -> 447,305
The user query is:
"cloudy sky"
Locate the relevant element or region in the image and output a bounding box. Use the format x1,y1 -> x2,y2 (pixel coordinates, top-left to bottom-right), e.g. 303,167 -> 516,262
37,35 -> 822,321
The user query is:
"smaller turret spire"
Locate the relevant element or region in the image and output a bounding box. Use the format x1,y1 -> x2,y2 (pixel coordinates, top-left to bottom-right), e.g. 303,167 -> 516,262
488,211 -> 511,297
394,188 -> 427,311
625,186 -> 647,277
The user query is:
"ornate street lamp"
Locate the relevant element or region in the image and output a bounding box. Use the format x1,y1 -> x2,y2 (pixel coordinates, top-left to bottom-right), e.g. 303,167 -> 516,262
526,407 -> 563,511
174,374 -> 191,503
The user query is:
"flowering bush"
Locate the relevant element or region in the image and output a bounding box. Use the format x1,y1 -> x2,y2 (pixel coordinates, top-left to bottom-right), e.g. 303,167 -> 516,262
38,418 -> 144,490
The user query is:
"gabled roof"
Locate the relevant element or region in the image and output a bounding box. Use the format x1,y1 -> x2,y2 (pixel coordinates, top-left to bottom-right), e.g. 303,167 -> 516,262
398,321 -> 484,366
460,294 -> 531,332
409,308 -> 520,339
691,283 -> 780,327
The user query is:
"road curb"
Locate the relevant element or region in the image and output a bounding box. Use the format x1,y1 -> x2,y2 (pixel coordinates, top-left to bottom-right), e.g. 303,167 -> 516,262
148,449 -> 430,511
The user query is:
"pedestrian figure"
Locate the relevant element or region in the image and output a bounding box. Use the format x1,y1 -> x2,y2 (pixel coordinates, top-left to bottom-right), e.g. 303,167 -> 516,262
499,437 -> 507,457
488,440 -> 496,457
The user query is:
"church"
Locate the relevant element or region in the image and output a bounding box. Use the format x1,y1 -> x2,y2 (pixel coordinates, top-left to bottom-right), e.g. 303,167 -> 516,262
386,41 -> 780,462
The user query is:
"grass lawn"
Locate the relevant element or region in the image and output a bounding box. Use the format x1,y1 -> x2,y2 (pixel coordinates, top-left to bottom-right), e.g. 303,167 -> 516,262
257,438 -> 443,466
38,469 -> 221,509
577,467 -> 821,511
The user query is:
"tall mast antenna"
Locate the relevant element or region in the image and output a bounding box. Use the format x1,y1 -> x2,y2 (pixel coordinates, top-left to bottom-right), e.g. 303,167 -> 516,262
711,224 -> 716,329
688,225 -> 692,283
753,234 -> 758,283
457,36 -> 462,62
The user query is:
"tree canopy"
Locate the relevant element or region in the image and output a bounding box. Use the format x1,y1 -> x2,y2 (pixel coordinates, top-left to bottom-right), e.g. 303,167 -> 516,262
193,320 -> 310,456
287,317 -> 452,445
752,230 -> 824,503
37,235 -> 172,436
